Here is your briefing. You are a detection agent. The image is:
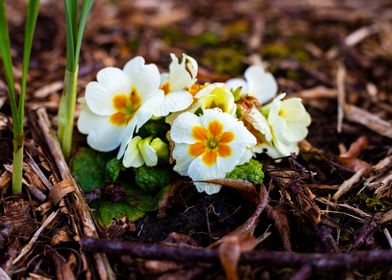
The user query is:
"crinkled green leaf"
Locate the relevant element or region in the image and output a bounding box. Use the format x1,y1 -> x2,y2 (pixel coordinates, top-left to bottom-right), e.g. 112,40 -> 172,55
134,165 -> 170,192
226,159 -> 264,185
71,148 -> 108,192
105,158 -> 122,182
95,200 -> 145,228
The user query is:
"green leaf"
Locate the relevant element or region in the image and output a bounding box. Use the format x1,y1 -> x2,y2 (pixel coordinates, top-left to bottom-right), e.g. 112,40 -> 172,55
73,0 -> 94,68
95,200 -> 145,228
134,165 -> 170,192
19,0 -> 40,119
0,0 -> 19,131
71,148 -> 108,192
64,0 -> 76,71
105,158 -> 122,182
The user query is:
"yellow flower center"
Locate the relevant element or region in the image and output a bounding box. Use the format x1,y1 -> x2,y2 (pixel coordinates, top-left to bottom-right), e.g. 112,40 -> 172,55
189,83 -> 208,96
160,82 -> 171,96
109,88 -> 141,126
188,120 -> 234,166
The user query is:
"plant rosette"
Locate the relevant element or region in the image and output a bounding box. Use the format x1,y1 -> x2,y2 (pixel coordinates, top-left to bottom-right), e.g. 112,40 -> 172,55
77,53 -> 312,196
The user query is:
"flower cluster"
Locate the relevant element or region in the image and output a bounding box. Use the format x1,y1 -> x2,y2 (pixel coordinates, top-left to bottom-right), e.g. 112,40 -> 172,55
78,54 -> 311,194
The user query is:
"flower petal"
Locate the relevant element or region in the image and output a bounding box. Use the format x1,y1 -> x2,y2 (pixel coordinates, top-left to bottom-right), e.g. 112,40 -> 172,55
245,65 -> 277,104
86,68 -> 131,116
138,137 -> 158,167
188,156 -> 225,194
123,136 -> 144,168
135,90 -> 164,131
123,56 -> 161,100
154,90 -> 193,117
171,112 -> 202,144
173,143 -> 195,176
200,108 -> 237,132
225,78 -> 248,93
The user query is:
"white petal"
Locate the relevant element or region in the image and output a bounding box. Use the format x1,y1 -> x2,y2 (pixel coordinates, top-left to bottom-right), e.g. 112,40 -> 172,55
227,121 -> 257,147
169,62 -> 193,90
200,108 -> 237,132
135,90 -> 164,131
123,136 -> 144,168
77,106 -> 99,134
245,108 -> 272,142
86,122 -> 124,152
195,82 -> 225,98
86,67 -> 131,116
225,78 -> 248,93
217,141 -> 247,174
160,73 -> 169,85
154,90 -> 193,117
123,56 -> 160,100
117,121 -> 137,159
183,54 -> 198,80
170,112 -> 201,144
138,137 -> 158,167
237,148 -> 254,165
172,143 -> 194,176
281,98 -> 311,125
284,123 -> 309,142
188,156 -> 225,195
96,67 -> 131,95
245,65 -> 278,104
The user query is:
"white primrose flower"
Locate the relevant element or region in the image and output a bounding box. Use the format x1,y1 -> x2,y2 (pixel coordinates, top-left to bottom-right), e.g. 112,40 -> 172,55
77,57 -> 164,157
171,108 -> 256,195
123,136 -> 169,168
226,65 -> 277,104
193,83 -> 237,116
154,53 -> 198,117
253,94 -> 311,158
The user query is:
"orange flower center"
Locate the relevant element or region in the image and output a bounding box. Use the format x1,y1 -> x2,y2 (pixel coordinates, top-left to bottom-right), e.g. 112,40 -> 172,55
188,120 -> 234,166
189,83 -> 208,96
109,88 -> 142,126
160,82 -> 171,95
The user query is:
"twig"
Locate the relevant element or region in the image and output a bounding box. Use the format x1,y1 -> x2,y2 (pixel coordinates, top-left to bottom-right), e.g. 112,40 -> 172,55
34,108 -> 115,280
336,63 -> 346,133
333,169 -> 366,201
344,104 -> 392,139
383,228 -> 392,249
81,237 -> 392,270
290,265 -> 312,280
12,210 -> 59,265
0,267 -> 11,280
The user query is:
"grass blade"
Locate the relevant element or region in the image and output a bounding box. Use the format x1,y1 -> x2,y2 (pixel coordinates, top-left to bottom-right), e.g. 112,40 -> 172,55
0,0 -> 19,130
74,0 -> 94,67
64,0 -> 76,71
19,0 -> 40,118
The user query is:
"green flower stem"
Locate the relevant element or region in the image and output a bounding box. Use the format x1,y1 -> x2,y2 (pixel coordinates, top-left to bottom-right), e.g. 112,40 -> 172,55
12,134 -> 24,193
58,68 -> 78,159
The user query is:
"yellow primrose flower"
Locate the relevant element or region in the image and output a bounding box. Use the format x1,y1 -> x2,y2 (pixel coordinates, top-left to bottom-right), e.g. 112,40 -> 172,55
154,53 -> 198,117
253,94 -> 311,158
123,136 -> 169,168
193,83 -> 237,116
77,57 -> 164,157
226,65 -> 277,104
171,108 -> 256,194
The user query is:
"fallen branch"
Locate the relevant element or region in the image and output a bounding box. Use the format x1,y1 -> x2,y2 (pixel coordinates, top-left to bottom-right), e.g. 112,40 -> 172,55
81,237 -> 392,270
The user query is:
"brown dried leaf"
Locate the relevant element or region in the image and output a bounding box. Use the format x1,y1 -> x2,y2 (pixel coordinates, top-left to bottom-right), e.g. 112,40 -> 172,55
337,136 -> 371,172
195,178 -> 256,194
218,234 -> 257,280
265,205 -> 292,251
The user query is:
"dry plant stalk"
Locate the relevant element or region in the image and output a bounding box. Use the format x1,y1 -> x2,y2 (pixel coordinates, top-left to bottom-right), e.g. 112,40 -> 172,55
35,108 -> 115,280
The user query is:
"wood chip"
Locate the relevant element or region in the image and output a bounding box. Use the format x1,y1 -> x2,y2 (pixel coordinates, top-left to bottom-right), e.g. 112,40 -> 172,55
336,63 -> 346,133
344,104 -> 392,139
48,179 -> 76,205
333,169 -> 366,201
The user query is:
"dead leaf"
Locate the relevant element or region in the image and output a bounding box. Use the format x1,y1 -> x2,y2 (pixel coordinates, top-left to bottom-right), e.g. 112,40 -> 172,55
195,178 -> 256,194
337,136 -> 371,172
265,205 -> 292,251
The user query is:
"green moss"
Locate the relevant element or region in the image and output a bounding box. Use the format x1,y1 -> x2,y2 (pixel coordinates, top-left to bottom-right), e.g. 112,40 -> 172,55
201,48 -> 245,76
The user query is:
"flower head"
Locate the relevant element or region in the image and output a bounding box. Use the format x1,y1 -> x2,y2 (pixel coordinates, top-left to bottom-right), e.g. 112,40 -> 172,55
154,53 -> 197,117
123,136 -> 169,168
171,108 -> 256,194
226,65 -> 277,104
254,94 -> 311,158
77,57 -> 164,157
193,83 -> 237,116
